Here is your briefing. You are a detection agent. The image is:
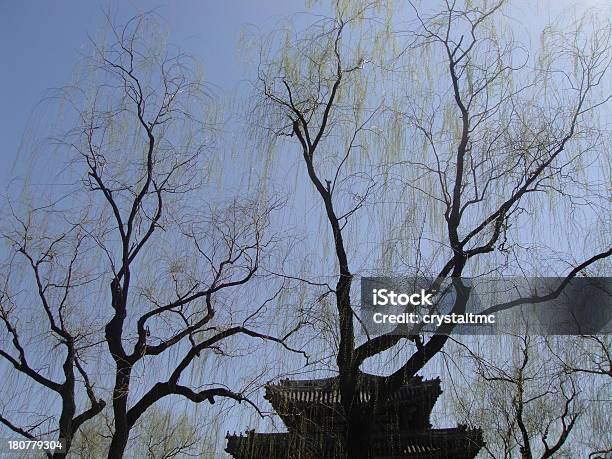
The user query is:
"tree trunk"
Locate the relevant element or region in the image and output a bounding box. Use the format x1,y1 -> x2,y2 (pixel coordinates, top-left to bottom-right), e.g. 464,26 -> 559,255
107,362 -> 132,458
345,408 -> 371,459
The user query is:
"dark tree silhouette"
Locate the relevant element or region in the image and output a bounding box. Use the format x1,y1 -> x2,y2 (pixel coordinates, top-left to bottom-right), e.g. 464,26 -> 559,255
1,14 -> 306,458
254,1 -> 611,456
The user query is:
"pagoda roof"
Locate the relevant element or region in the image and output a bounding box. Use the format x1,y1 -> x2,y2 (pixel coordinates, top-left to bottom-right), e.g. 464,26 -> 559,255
226,426 -> 484,459
265,373 -> 442,405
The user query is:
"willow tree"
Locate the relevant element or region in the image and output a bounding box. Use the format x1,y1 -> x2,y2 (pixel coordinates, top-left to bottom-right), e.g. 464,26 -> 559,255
72,15 -> 309,459
0,210 -> 106,458
1,14 -> 306,458
446,332 -> 612,458
253,0 -> 611,456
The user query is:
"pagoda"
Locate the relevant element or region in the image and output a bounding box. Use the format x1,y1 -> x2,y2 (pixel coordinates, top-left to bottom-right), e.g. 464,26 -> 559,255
226,372 -> 483,458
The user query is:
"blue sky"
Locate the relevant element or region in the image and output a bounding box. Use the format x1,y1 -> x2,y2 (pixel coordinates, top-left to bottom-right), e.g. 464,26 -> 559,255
0,0 -> 326,187
1,0 -> 603,188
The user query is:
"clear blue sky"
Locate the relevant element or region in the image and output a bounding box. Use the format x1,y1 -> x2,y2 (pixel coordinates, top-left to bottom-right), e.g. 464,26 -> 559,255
0,0 -> 325,187
1,0 -> 601,187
